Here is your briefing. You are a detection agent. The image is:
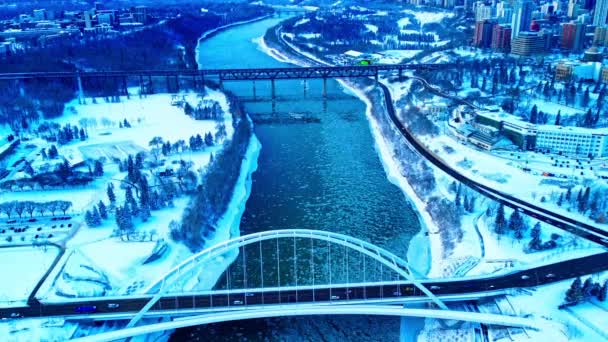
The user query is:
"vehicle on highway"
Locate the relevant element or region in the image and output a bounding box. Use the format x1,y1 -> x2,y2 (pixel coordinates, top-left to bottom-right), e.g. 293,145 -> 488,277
107,303 -> 120,309
546,273 -> 556,278
244,293 -> 255,297
232,300 -> 243,305
10,313 -> 21,318
430,286 -> 441,290
330,295 -> 340,300
521,275 -> 530,280
75,306 -> 97,313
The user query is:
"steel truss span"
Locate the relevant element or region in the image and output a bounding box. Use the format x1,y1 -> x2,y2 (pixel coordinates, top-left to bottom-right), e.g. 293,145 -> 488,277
0,63 -> 452,81
71,305 -> 546,342
128,229 -> 448,328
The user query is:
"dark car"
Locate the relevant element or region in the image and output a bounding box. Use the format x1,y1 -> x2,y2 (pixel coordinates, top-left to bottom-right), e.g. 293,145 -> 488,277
75,306 -> 97,313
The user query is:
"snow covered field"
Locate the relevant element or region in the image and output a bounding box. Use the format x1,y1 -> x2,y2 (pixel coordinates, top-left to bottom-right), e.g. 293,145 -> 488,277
0,246 -> 60,307
401,10 -> 454,27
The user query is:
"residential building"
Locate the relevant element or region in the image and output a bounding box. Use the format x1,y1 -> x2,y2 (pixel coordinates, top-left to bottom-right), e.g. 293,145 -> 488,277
555,60 -> 602,81
594,0 -> 608,26
474,20 -> 496,48
561,22 -> 586,51
511,0 -> 534,39
492,24 -> 512,51
594,26 -> 608,46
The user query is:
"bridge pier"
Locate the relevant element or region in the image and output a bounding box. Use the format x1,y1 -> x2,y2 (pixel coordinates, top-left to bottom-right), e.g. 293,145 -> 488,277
148,75 -> 153,94
322,77 -> 327,98
252,80 -> 257,101
76,73 -> 84,104
271,78 -> 276,100
200,73 -> 206,95
122,76 -> 129,98
303,79 -> 308,97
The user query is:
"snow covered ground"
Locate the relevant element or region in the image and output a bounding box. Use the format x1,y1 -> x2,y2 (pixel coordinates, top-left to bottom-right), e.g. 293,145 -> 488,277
0,246 -> 60,307
401,10 -> 454,27
33,88 -> 262,302
506,273 -> 608,342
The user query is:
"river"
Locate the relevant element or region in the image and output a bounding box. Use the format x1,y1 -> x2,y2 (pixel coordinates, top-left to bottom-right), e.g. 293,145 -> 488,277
171,18 -> 426,341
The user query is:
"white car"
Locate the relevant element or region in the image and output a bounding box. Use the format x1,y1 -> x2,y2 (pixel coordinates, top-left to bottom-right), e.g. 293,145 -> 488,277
521,275 -> 530,280
430,286 -> 441,290
330,295 -> 340,300
107,303 -> 120,309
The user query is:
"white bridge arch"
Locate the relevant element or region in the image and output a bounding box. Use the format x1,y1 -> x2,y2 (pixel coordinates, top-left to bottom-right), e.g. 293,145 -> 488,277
76,305 -> 544,342
128,229 -> 448,328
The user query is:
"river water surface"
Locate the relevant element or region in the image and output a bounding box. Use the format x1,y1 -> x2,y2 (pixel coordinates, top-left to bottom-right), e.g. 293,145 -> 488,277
171,18 -> 426,341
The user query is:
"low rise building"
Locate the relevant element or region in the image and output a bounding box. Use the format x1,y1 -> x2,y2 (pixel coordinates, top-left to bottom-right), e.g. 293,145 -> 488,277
475,110 -> 608,157
511,31 -> 548,56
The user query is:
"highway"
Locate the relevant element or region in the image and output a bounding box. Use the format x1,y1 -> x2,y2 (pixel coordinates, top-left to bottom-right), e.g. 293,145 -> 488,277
377,81 -> 608,248
0,251 -> 606,320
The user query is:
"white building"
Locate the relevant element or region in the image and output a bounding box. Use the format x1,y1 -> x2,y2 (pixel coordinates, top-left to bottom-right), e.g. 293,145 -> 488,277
536,126 -> 608,157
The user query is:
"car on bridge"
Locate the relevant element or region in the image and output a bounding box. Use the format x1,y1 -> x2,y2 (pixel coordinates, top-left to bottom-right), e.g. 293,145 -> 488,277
75,306 -> 97,313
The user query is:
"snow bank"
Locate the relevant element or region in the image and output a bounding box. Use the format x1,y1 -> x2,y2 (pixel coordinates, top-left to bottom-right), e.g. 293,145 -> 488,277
183,132 -> 261,291
0,246 -> 60,306
365,24 -> 378,34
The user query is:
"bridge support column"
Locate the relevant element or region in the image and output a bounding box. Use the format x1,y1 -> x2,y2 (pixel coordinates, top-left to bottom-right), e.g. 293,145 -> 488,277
148,75 -> 153,94
271,78 -> 276,100
175,75 -> 179,93
252,80 -> 257,101
200,73 -> 206,95
322,77 -> 327,98
398,69 -> 403,81
303,79 -> 308,97
122,76 -> 129,98
76,73 -> 84,105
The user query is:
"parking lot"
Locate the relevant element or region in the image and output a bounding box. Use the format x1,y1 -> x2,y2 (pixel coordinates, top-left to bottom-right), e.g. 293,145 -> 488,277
0,216 -> 76,246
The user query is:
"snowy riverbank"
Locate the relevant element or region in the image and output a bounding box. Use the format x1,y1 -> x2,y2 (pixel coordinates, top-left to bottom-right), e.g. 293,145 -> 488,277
182,131 -> 261,291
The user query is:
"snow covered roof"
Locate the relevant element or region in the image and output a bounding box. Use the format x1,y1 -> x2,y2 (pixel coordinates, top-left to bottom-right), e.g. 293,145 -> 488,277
344,50 -> 363,57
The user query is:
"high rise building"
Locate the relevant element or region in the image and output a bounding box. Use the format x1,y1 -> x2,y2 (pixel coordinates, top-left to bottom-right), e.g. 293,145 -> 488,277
133,6 -> 149,24
474,20 -> 496,48
561,22 -> 586,51
511,0 -> 534,39
594,25 -> 608,45
33,9 -> 46,21
84,11 -> 93,29
594,0 -> 608,26
492,24 -> 512,51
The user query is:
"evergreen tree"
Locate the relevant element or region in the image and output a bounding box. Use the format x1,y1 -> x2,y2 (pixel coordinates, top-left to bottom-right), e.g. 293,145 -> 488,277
565,277 -> 584,303
508,210 -> 523,231
530,105 -> 538,124
98,201 -> 108,219
531,222 -> 541,239
85,210 -> 94,227
566,187 -> 572,201
91,207 -> 102,226
555,111 -> 561,126
599,280 -> 608,302
455,184 -> 462,208
495,204 -> 506,234
557,193 -> 563,207
582,278 -> 598,298
79,128 -> 86,141
107,183 -> 116,203
579,187 -> 590,213
94,160 -> 104,176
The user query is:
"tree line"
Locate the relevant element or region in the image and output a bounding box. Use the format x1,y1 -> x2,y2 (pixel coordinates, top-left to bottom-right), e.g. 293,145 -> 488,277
0,200 -> 72,218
